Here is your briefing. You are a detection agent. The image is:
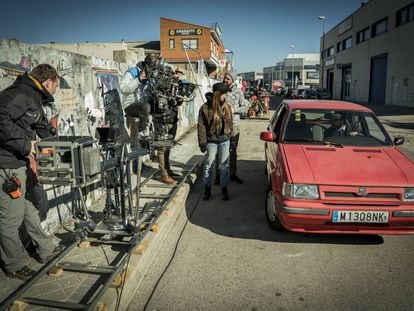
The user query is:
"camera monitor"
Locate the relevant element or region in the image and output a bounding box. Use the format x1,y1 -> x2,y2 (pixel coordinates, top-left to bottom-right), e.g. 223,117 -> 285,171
95,127 -> 117,144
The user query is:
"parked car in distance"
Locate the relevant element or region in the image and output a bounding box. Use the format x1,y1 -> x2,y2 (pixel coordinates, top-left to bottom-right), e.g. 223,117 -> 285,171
315,88 -> 331,99
301,88 -> 317,99
277,87 -> 286,96
284,88 -> 296,99
295,89 -> 305,99
260,99 -> 414,234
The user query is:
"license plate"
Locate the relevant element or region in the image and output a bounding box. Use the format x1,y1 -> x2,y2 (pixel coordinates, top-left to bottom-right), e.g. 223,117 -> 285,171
332,211 -> 389,223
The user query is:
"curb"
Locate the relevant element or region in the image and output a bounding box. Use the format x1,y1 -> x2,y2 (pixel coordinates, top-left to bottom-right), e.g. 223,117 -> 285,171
100,173 -> 197,310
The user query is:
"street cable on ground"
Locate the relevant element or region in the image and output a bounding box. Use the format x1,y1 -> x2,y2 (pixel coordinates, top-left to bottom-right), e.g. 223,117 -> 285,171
115,244 -> 133,311
143,180 -> 204,311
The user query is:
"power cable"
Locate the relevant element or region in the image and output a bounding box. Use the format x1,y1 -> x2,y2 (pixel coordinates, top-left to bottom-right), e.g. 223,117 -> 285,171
142,181 -> 203,311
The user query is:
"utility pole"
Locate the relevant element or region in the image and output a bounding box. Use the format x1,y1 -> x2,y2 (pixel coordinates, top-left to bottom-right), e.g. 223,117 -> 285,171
290,45 -> 295,88
318,16 -> 326,89
278,58 -> 282,81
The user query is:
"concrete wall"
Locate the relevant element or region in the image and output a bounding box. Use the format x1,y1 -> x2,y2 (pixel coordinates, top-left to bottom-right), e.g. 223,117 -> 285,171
38,42 -> 145,67
0,38 -> 210,233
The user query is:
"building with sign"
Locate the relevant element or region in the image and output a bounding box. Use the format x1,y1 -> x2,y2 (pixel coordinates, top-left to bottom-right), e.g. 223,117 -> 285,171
320,0 -> 414,106
160,17 -> 226,78
263,53 -> 319,89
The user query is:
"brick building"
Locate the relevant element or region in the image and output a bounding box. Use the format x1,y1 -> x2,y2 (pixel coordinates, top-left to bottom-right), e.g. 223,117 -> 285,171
160,17 -> 226,78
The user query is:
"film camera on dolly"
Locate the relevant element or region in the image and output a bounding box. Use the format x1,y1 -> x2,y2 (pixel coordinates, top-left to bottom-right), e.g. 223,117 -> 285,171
35,56 -> 196,242
124,55 -> 197,149
35,92 -> 151,241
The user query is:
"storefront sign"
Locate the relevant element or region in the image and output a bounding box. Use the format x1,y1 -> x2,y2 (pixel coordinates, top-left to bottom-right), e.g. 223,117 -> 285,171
169,28 -> 202,36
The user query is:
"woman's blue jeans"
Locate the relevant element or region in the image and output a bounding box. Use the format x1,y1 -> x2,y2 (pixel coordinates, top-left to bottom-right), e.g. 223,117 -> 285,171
202,140 -> 230,188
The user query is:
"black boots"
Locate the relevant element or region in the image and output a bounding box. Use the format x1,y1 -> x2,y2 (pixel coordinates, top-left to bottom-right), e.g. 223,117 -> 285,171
221,187 -> 229,201
203,186 -> 229,201
230,175 -> 243,184
202,185 -> 211,200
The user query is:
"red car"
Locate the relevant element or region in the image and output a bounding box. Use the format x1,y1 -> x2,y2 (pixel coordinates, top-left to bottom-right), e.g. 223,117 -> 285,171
260,100 -> 414,234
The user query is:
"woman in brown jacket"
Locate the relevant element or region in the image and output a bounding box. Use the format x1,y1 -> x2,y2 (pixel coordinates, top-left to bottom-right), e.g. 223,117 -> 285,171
197,82 -> 233,201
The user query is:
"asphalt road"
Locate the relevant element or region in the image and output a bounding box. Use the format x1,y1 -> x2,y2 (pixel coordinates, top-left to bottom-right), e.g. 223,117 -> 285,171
128,97 -> 414,311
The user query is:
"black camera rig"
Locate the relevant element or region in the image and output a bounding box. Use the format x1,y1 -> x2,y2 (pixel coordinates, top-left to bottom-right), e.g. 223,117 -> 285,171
125,56 -> 197,148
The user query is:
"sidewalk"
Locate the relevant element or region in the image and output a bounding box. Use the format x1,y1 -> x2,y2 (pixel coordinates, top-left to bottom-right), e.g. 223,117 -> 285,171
363,104 -> 414,160
0,128 -> 204,310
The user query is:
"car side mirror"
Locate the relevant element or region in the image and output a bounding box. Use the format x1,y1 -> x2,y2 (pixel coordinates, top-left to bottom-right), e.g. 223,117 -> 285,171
394,136 -> 405,146
260,131 -> 275,142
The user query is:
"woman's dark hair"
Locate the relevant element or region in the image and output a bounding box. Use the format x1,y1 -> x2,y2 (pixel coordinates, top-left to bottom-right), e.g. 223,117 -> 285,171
30,64 -> 58,83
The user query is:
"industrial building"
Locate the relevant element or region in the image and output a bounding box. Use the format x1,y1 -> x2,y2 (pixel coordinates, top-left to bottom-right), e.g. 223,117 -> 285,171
320,0 -> 414,106
263,53 -> 320,89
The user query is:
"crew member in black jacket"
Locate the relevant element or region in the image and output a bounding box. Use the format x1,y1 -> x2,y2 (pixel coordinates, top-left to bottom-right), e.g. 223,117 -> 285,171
0,64 -> 62,280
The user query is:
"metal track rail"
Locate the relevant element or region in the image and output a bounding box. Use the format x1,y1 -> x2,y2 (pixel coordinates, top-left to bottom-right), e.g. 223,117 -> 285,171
0,163 -> 197,310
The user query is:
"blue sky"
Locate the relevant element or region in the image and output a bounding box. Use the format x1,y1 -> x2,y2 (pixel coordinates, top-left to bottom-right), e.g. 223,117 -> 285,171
0,0 -> 365,72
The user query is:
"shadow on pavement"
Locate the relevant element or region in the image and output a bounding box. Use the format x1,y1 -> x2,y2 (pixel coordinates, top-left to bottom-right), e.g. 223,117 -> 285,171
186,158 -> 384,246
363,104 -> 414,117
385,122 -> 414,130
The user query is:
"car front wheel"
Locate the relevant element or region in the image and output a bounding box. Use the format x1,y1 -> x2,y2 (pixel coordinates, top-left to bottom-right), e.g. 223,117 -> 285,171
265,187 -> 285,231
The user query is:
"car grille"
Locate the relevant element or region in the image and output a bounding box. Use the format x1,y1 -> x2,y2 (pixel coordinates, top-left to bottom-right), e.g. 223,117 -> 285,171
320,185 -> 402,204
325,192 -> 399,199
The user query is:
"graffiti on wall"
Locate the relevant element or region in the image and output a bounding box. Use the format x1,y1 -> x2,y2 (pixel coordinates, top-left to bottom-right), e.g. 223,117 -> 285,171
96,71 -> 119,93
56,58 -> 72,89
0,55 -> 31,77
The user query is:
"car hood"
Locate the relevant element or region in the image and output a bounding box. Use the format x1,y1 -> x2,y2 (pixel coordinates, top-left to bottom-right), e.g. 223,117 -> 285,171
282,144 -> 414,186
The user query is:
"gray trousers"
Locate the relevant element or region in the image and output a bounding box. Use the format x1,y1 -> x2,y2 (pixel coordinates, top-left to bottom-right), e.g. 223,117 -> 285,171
0,166 -> 54,272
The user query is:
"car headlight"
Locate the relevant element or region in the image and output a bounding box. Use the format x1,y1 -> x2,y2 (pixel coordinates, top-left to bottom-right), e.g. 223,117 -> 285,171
403,188 -> 414,202
283,183 -> 320,200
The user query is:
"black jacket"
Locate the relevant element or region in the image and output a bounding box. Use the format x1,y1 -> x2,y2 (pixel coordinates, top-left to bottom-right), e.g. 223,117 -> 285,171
0,73 -> 54,168
197,92 -> 233,148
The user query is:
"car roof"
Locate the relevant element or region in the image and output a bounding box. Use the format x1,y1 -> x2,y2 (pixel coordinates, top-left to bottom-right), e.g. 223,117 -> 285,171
283,100 -> 373,112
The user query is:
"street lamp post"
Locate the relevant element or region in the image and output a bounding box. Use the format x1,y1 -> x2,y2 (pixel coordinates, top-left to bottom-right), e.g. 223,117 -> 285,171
277,58 -> 282,81
271,67 -> 274,88
318,16 -> 326,89
289,45 -> 295,88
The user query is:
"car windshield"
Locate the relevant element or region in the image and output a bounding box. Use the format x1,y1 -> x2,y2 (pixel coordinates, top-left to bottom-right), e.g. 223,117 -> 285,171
282,109 -> 393,147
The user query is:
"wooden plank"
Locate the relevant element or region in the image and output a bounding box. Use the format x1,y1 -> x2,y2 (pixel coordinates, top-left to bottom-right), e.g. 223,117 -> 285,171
151,222 -> 160,233
48,267 -> 63,277
78,241 -> 91,248
110,269 -> 131,287
10,300 -> 27,311
133,239 -> 150,255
